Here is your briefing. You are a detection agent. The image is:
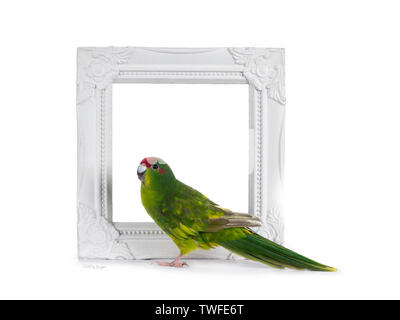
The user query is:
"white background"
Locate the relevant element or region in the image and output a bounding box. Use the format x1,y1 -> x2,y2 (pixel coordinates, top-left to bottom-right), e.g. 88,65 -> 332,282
0,0 -> 399,299
112,84 -> 248,222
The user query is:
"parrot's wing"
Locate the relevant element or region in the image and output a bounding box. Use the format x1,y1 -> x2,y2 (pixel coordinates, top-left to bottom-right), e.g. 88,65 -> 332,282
160,181 -> 261,239
179,183 -> 261,232
205,208 -> 261,232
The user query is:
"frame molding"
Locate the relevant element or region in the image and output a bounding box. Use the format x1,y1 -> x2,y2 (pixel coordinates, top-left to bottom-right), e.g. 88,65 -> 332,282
77,47 -> 285,260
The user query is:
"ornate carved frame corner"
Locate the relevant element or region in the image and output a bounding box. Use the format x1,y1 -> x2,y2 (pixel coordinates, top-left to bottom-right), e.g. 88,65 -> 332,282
76,47 -> 286,260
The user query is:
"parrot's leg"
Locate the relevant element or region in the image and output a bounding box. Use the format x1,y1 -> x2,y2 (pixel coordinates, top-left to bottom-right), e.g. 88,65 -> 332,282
156,254 -> 188,268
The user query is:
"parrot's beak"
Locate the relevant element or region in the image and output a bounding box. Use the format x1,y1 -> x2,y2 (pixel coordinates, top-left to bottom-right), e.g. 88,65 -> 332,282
137,163 -> 147,184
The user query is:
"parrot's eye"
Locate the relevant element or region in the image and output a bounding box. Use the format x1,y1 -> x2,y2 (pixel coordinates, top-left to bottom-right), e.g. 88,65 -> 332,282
152,164 -> 159,170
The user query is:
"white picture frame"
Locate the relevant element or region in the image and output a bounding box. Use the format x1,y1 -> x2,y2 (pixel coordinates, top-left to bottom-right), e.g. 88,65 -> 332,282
76,47 -> 286,260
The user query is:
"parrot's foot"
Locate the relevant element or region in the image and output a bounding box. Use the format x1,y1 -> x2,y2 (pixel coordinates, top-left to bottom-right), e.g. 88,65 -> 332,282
156,261 -> 188,268
156,254 -> 188,268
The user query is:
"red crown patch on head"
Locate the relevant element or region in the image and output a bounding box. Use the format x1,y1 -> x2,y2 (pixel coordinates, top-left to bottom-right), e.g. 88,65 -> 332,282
141,157 -> 166,168
140,158 -> 151,168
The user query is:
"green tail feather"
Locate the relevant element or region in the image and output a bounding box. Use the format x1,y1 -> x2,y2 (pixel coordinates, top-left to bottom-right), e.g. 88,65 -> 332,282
219,230 -> 336,272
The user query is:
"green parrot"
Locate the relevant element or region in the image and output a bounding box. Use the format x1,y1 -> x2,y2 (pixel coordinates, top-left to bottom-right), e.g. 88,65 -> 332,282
137,157 -> 336,271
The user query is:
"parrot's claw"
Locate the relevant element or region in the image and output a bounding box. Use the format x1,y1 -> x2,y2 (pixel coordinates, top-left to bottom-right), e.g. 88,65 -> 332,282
156,260 -> 188,268
156,254 -> 188,268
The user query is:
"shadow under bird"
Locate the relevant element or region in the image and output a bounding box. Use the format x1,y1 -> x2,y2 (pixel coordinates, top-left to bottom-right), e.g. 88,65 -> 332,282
137,157 -> 336,271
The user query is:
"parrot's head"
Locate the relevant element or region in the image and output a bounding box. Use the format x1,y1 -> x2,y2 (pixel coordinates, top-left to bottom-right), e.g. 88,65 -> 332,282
137,157 -> 175,189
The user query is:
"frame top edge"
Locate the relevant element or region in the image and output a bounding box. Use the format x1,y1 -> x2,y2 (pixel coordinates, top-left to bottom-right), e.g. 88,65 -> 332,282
77,46 -> 285,51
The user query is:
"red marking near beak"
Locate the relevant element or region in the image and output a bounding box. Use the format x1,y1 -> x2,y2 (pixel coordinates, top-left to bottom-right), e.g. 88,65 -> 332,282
140,158 -> 151,168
